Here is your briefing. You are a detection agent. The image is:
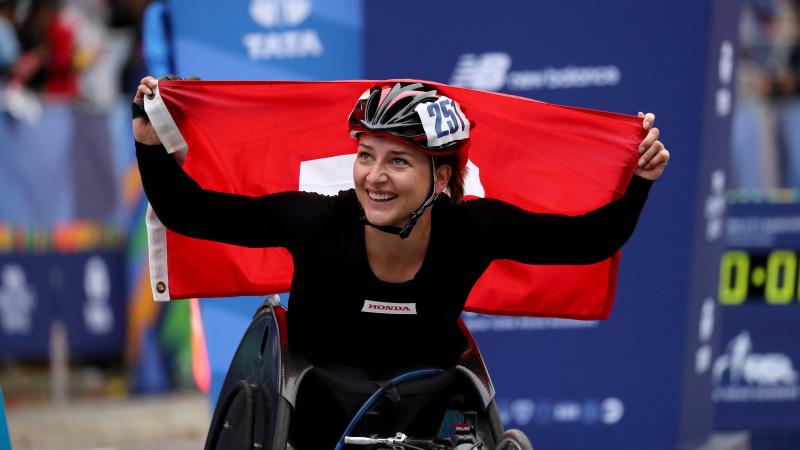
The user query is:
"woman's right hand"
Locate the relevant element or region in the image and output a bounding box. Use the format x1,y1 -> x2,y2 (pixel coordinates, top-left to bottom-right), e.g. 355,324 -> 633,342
133,76 -> 161,145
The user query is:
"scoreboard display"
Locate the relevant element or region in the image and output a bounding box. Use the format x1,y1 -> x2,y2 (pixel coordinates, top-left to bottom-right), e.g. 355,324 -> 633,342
719,250 -> 800,305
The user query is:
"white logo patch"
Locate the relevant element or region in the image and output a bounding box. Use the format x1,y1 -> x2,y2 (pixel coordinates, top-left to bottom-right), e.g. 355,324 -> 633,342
249,0 -> 312,28
243,0 -> 323,61
415,96 -> 470,148
361,300 -> 417,315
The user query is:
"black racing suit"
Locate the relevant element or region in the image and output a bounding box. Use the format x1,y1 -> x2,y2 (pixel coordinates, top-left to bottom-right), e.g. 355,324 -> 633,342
137,141 -> 652,445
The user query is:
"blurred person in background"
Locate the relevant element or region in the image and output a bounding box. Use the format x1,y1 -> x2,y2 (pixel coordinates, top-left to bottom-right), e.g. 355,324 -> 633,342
41,0 -> 77,99
0,0 -> 20,115
736,0 -> 800,188
0,0 -> 19,79
141,0 -> 173,77
11,0 -> 72,96
732,0 -> 786,189
763,0 -> 800,187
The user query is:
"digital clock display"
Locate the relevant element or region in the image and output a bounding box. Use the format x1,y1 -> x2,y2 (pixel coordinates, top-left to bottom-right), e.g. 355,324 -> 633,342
719,250 -> 800,305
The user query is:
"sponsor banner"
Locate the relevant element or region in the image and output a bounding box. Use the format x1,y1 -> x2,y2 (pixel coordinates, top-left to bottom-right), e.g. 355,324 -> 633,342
450,53 -> 621,93
365,0 -> 738,448
58,252 -> 127,357
169,0 -> 361,80
0,252 -> 126,359
0,257 -> 53,358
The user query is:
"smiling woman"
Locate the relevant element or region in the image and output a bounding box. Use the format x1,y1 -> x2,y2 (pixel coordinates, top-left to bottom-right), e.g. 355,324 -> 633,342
354,136 -> 448,229
132,78 -> 667,449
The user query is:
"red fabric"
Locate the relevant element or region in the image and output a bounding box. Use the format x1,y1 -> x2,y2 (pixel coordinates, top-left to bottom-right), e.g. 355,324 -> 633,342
156,80 -> 645,319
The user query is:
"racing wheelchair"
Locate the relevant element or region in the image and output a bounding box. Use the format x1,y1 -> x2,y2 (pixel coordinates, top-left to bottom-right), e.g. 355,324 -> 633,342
204,296 -> 533,450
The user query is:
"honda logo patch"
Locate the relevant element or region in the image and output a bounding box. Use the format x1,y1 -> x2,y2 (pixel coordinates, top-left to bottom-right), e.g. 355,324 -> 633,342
361,300 -> 417,315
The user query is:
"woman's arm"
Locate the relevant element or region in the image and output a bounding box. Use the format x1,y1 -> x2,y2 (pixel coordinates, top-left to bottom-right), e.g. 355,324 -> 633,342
470,111 -> 667,265
467,175 -> 652,265
137,142 -> 332,250
133,76 -> 333,250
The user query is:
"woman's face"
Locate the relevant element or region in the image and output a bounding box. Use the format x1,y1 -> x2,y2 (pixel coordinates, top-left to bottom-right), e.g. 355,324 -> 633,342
354,134 -> 448,228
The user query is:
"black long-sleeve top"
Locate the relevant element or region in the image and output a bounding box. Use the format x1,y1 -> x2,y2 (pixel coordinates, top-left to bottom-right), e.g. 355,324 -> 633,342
137,142 -> 652,376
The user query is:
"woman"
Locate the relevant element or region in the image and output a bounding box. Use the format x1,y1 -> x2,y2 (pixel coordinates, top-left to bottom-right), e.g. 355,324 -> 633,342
133,77 -> 668,447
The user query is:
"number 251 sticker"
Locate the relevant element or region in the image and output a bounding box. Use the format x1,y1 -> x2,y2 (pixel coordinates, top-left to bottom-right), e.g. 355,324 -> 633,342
415,96 -> 470,148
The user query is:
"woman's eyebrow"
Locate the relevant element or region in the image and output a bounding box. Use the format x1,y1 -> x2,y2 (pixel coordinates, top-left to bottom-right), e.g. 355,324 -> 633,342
358,143 -> 374,150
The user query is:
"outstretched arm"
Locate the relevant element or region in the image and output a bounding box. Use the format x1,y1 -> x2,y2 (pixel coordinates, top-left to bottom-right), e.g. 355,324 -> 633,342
471,112 -> 666,265
137,142 -> 332,251
468,175 -> 652,265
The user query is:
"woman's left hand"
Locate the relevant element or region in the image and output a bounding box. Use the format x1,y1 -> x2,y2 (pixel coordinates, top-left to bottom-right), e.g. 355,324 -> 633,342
635,112 -> 670,181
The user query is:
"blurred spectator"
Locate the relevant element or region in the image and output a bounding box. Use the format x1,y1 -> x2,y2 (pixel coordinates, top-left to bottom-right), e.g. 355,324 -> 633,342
0,0 -> 19,79
142,0 -> 173,77
731,0 -> 785,189
42,0 -> 77,99
66,0 -> 134,107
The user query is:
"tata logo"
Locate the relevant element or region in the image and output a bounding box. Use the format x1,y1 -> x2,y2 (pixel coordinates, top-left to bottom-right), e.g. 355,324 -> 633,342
361,300 -> 417,315
450,52 -> 621,92
243,0 -> 323,60
249,0 -> 311,28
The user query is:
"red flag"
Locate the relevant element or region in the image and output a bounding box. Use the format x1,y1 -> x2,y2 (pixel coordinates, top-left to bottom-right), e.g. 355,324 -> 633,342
144,80 -> 645,319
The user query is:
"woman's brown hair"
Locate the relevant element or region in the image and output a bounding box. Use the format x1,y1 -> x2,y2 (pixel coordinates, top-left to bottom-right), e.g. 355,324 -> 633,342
434,154 -> 466,203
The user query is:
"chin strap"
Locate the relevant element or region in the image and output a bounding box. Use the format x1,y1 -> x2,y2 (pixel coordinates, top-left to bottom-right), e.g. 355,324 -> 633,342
361,157 -> 439,240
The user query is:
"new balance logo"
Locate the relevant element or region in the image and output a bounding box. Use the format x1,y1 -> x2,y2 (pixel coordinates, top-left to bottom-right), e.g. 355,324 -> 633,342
361,300 -> 417,315
450,52 -> 512,91
450,52 -> 623,92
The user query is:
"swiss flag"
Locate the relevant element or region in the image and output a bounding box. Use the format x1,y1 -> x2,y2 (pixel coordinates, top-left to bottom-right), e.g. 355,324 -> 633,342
143,80 -> 645,319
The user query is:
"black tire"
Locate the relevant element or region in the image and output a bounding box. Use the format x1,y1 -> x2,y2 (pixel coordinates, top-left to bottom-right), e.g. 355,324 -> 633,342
495,429 -> 533,450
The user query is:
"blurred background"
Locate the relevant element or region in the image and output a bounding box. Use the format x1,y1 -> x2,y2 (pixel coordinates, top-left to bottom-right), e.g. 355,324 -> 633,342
1,0 -> 800,449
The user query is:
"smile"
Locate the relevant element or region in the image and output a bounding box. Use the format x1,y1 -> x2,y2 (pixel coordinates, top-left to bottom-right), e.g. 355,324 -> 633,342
368,190 -> 398,203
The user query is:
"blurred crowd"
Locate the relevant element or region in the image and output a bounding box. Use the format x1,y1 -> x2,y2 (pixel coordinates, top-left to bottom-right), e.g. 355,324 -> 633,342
733,0 -> 800,189
0,0 -> 150,122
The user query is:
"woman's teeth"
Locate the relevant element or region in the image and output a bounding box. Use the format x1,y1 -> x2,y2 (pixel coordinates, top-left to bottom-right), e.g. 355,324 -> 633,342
368,191 -> 397,202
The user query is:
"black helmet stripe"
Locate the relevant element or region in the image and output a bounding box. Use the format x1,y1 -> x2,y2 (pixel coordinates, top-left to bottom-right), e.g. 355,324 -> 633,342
371,82 -> 405,125
364,89 -> 381,125
386,90 -> 437,125
371,82 -> 430,125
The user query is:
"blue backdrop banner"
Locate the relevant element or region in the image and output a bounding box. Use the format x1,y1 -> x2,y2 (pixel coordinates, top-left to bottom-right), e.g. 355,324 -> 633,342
0,252 -> 126,359
364,0 -> 738,448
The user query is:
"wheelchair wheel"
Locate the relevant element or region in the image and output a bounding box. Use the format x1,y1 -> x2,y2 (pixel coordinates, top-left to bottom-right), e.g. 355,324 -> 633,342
495,429 -> 533,450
